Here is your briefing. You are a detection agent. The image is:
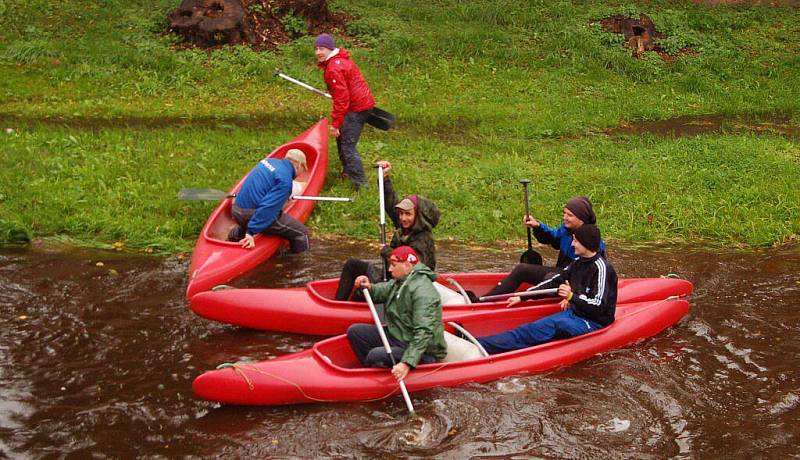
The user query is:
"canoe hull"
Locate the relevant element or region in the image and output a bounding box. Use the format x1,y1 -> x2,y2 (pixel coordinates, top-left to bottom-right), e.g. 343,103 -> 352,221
185,119 -> 329,299
190,275 -> 693,334
192,298 -> 691,406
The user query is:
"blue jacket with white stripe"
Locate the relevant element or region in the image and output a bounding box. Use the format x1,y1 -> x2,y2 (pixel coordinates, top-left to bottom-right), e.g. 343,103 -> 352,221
234,158 -> 296,235
535,253 -> 617,327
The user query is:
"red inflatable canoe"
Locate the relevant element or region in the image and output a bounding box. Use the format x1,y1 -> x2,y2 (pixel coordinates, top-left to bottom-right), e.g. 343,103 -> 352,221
190,274 -> 693,334
192,297 -> 691,406
185,119 -> 329,299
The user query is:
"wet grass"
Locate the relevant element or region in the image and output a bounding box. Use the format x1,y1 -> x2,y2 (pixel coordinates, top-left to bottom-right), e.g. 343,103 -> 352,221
1,0 -> 799,249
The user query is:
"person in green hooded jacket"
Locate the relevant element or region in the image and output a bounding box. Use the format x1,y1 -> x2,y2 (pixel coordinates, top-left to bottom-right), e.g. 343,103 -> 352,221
346,246 -> 448,381
335,160 -> 440,301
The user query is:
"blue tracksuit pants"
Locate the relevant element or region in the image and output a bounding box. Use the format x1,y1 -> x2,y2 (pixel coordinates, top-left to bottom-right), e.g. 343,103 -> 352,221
477,309 -> 603,355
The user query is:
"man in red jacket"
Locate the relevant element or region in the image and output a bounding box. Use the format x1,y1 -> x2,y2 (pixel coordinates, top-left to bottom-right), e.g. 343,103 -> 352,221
315,33 -> 375,189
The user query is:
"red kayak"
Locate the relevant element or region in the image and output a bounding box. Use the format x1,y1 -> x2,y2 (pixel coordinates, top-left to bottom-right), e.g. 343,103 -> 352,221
190,274 -> 693,334
192,297 -> 691,406
185,119 -> 329,299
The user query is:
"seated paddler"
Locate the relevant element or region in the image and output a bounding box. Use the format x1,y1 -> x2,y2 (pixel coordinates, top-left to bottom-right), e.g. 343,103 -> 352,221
475,224 -> 618,354
346,246 -> 447,381
335,160 -> 440,301
480,195 -> 606,304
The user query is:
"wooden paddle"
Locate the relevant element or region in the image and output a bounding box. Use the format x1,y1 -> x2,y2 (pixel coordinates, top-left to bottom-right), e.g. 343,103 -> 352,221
178,188 -> 353,202
275,71 -> 395,131
519,179 -> 543,265
362,288 -> 415,414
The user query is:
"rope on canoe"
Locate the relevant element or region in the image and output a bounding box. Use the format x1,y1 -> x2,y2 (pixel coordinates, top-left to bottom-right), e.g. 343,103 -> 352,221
216,361 -> 451,404
217,363 -> 394,403
217,362 -> 255,390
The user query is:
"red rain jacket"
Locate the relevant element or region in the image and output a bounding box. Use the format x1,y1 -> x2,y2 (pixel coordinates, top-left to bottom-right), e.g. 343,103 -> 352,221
318,49 -> 375,129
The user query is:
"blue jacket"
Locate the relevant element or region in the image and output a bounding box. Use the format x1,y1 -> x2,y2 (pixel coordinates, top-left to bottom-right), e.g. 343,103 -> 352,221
234,158 -> 296,235
533,223 -> 606,268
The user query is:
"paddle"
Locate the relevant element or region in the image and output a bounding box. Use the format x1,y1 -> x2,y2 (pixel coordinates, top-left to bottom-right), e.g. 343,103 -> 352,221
478,287 -> 558,303
178,188 -> 353,202
275,70 -> 395,131
519,179 -> 543,265
377,165 -> 388,281
362,288 -> 415,414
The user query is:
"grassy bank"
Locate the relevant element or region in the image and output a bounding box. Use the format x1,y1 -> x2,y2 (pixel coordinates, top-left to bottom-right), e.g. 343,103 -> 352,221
1,0 -> 799,251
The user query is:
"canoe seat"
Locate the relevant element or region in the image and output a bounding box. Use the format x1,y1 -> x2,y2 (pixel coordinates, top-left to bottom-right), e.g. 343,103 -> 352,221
432,282 -> 468,305
443,332 -> 486,362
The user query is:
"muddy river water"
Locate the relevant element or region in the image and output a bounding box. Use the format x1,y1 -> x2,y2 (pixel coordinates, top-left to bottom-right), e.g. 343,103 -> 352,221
1,239 -> 799,458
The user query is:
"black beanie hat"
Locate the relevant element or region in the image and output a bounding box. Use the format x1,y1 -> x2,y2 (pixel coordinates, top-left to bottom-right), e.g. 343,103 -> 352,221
565,196 -> 596,225
573,224 -> 601,252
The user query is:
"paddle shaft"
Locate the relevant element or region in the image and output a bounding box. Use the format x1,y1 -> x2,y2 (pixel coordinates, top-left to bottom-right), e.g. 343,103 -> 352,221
177,188 -> 352,202
275,71 -> 394,131
292,195 -> 353,202
521,180 -> 533,251
377,165 -> 388,281
479,287 -> 558,303
275,71 -> 331,98
362,288 -> 415,414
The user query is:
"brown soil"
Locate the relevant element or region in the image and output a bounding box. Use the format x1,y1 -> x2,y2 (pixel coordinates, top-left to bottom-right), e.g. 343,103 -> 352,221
600,113 -> 800,139
693,0 -> 800,5
245,0 -> 351,50
168,0 -> 351,50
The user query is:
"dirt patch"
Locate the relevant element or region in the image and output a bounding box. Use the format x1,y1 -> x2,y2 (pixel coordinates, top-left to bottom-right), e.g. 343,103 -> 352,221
0,113 -> 315,131
168,0 -> 350,50
693,0 -> 800,5
600,113 -> 800,139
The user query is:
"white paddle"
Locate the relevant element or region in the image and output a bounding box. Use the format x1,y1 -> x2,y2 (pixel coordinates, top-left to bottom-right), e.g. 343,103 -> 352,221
362,288 -> 415,414
377,165 -> 388,281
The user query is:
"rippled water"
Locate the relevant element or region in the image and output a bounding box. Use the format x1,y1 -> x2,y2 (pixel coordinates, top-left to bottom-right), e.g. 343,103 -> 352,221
1,240 -> 799,458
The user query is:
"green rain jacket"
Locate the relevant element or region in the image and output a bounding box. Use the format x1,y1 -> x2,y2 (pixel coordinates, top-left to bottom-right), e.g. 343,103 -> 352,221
368,263 -> 447,367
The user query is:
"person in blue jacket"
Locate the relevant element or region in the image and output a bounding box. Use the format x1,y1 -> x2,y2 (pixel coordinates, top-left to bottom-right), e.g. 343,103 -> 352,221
482,196 -> 606,302
227,149 -> 310,252
476,224 -> 617,354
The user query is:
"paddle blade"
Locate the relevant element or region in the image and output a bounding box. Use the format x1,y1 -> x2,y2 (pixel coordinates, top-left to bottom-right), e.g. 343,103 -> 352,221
366,107 -> 395,131
519,249 -> 543,265
177,188 -> 234,201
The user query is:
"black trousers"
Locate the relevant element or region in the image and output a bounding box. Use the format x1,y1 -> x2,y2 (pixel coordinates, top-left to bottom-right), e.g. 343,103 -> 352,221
337,110 -> 372,187
346,323 -> 437,368
227,206 -> 310,253
483,263 -> 557,298
335,258 -> 383,301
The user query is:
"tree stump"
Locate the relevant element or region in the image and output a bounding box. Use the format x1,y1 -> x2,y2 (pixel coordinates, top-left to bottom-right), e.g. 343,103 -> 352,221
600,14 -> 664,57
168,0 -> 256,47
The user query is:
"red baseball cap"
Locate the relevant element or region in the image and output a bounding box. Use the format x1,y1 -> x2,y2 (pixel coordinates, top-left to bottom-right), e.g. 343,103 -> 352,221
390,246 -> 419,264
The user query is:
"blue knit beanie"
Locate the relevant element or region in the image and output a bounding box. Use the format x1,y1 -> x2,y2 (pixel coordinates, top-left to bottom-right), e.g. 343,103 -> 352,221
314,33 -> 335,50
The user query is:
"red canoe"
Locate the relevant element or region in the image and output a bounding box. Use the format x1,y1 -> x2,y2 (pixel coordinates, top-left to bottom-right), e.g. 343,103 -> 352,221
192,297 -> 691,406
190,274 -> 693,334
185,119 -> 329,299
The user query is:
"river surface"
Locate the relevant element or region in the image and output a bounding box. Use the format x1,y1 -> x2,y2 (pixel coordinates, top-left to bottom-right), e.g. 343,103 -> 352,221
1,239 -> 799,458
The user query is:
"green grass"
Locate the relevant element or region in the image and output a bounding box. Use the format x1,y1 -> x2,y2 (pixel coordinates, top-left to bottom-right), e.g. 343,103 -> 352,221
1,0 -> 799,250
